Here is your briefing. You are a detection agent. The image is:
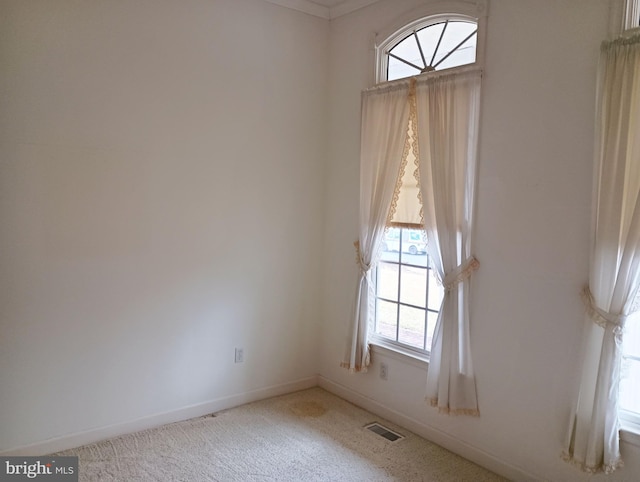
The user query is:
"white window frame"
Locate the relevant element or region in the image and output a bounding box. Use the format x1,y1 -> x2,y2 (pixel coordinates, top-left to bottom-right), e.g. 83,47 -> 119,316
620,390 -> 640,447
368,1 -> 488,360
374,0 -> 488,84
620,402 -> 640,436
370,228 -> 439,360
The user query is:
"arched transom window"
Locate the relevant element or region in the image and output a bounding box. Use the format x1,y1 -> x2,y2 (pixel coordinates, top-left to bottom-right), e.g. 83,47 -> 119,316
379,16 -> 479,82
368,8 -> 485,355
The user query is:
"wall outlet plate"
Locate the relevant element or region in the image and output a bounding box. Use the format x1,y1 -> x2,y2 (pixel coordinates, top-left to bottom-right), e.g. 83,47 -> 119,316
380,362 -> 388,380
235,348 -> 244,363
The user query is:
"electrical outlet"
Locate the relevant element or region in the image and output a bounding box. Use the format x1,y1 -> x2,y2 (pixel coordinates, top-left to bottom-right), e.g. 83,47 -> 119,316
235,347 -> 244,363
380,362 -> 388,380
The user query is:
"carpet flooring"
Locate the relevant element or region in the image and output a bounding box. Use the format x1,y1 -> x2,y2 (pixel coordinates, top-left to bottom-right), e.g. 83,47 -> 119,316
56,387 -> 508,481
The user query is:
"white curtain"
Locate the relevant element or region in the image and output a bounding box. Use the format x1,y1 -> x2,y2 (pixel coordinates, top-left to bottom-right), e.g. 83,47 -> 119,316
415,70 -> 482,415
342,82 -> 410,372
563,34 -> 640,474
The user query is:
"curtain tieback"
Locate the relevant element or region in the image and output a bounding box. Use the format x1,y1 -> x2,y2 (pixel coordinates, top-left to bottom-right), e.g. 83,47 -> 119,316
353,240 -> 371,276
443,256 -> 480,291
581,286 -> 627,333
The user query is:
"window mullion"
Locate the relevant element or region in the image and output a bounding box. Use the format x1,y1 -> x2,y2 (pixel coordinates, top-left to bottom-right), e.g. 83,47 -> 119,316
429,20 -> 448,68
413,30 -> 427,70
388,52 -> 423,72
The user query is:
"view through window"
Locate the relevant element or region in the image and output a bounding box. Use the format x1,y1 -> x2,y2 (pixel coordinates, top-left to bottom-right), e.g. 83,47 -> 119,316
621,299 -> 640,423
385,19 -> 477,81
374,228 -> 443,353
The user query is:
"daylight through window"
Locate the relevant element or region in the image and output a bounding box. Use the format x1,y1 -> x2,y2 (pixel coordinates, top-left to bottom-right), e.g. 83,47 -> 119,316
384,19 -> 478,82
374,228 -> 442,353
621,295 -> 640,425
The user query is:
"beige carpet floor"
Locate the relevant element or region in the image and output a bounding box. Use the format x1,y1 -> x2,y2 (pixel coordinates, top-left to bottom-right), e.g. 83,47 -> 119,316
56,387 -> 508,481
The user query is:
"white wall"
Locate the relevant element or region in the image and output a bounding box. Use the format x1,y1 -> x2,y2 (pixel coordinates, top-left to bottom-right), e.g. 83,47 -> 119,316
3,1 -> 640,479
320,0 -> 640,480
0,0 -> 328,452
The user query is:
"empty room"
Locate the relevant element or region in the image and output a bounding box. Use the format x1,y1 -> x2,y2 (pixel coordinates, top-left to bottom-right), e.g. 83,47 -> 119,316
2,0 -> 640,480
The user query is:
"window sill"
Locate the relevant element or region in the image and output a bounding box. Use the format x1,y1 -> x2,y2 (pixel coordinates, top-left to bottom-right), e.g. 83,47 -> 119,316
369,338 -> 429,370
620,420 -> 640,448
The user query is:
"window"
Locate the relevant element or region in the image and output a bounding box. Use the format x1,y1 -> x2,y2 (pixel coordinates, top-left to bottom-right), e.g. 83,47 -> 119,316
376,11 -> 483,83
620,295 -> 640,428
385,19 -> 477,81
618,2 -> 640,432
369,10 -> 483,357
373,228 -> 443,354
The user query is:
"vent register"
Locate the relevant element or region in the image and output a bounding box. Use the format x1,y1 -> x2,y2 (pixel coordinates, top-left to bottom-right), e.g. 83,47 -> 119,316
364,422 -> 405,442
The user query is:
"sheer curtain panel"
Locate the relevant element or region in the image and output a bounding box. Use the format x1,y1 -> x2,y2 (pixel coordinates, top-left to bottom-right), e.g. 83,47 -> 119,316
342,82 -> 410,372
563,34 -> 640,474
415,70 -> 482,415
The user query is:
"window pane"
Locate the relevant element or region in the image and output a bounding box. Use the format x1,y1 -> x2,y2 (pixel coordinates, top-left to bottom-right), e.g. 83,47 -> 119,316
415,22 -> 446,65
381,228 -> 401,262
426,311 -> 439,350
375,300 -> 398,340
620,359 -> 640,414
403,228 -> 428,257
432,21 -> 477,67
388,56 -> 421,81
428,268 -> 444,311
380,246 -> 400,263
377,262 -> 399,301
400,265 -> 427,307
436,35 -> 477,70
621,316 -> 640,416
407,250 -> 429,267
390,34 -> 422,69
623,316 -> 640,359
398,305 -> 426,349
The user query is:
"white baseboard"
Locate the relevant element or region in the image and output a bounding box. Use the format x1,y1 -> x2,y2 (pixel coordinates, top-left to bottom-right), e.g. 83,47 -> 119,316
318,376 -> 538,482
4,373 -> 538,481
1,376 -> 319,457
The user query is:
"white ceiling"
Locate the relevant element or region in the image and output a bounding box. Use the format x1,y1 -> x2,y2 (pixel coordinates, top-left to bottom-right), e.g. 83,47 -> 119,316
263,0 -> 382,19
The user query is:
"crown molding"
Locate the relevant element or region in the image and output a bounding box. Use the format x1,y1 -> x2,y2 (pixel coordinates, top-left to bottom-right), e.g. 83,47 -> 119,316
263,0 -> 330,19
262,0 -> 381,20
329,0 -> 381,18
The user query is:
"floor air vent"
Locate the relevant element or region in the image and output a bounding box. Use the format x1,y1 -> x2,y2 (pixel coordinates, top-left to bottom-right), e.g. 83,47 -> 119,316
364,422 -> 404,441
